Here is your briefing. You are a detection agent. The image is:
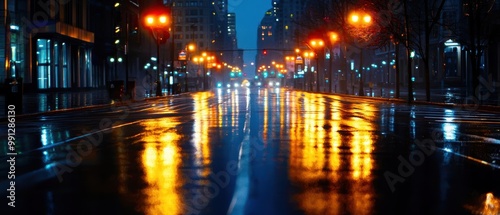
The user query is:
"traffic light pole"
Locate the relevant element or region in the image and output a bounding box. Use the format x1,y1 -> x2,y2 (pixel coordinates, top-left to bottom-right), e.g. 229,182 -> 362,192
169,16 -> 175,95
156,37 -> 162,97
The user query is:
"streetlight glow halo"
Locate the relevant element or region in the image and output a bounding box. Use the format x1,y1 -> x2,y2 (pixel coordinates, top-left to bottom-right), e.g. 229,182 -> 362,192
363,15 -> 372,24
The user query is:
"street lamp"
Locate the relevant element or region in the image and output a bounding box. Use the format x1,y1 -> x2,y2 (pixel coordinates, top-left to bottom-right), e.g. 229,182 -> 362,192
197,52 -> 215,90
202,52 -> 208,90
294,48 -> 303,89
143,4 -> 171,96
327,31 -> 339,93
349,11 -> 372,96
308,38 -> 324,92
183,43 -> 196,92
303,51 -> 316,91
193,56 -> 202,91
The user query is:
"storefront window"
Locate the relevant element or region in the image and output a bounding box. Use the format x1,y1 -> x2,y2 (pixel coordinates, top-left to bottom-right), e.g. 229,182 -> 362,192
62,43 -> 69,88
37,39 -> 70,89
37,39 -> 51,89
444,47 -> 458,77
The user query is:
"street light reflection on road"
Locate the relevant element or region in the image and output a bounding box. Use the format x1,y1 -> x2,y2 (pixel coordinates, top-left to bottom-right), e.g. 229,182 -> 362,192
443,109 -> 458,141
192,92 -> 212,170
288,92 -> 377,214
482,192 -> 500,215
139,117 -> 183,215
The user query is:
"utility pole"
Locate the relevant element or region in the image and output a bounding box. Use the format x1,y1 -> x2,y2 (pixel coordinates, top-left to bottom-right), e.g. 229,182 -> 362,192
125,12 -> 129,98
4,0 -> 11,78
404,0 -> 413,103
169,9 -> 175,95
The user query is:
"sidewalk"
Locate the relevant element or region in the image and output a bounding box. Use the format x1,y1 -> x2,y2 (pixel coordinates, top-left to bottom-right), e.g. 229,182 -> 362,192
346,84 -> 500,105
0,89 -> 113,117
0,86 -> 201,118
301,84 -> 499,113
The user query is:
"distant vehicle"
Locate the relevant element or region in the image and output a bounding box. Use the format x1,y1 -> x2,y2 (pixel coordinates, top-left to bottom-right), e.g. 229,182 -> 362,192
266,78 -> 281,88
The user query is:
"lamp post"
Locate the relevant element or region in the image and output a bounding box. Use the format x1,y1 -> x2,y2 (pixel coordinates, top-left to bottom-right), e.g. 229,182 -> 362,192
309,39 -> 324,92
303,51 -> 315,91
197,52 -> 215,90
327,32 -> 339,93
294,48 -> 303,89
202,52 -> 207,90
143,4 -> 171,96
193,56 -> 201,91
185,43 -> 195,92
349,11 -> 372,96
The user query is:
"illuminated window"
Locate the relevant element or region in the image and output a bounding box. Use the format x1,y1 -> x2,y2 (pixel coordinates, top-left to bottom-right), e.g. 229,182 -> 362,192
37,39 -> 51,89
37,39 -> 70,89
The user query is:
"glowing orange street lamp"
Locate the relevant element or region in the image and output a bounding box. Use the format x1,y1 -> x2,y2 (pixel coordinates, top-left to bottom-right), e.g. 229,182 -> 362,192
328,32 -> 339,43
350,12 -> 372,25
143,4 -> 171,96
188,43 -> 196,52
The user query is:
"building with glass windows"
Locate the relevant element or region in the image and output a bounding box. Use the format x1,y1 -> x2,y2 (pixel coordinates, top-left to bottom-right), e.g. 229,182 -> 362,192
0,0 -> 98,91
1,0 -> 29,86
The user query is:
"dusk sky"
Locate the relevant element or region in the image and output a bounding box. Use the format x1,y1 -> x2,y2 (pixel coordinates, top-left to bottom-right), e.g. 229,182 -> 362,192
229,0 -> 272,75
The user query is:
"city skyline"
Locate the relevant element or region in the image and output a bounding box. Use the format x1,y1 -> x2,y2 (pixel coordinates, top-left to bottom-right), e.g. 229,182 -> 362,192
1,1 -> 500,214
230,0 -> 271,75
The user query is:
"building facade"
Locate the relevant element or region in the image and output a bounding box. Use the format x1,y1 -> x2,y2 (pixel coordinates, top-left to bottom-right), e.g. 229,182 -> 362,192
5,0 -> 97,91
256,9 -> 277,68
1,0 -> 237,94
168,0 -> 236,88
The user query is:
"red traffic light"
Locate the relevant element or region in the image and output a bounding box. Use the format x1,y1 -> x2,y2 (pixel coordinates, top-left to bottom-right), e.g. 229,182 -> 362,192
263,49 -> 267,55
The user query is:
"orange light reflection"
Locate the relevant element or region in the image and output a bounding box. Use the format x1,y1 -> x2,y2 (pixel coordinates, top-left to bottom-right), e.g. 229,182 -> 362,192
140,118 -> 183,215
289,92 -> 376,215
192,92 -> 212,170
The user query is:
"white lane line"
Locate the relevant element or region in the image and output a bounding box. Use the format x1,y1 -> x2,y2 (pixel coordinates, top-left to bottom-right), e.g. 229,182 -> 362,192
433,120 -> 500,124
227,93 -> 252,215
438,147 -> 500,169
24,120 -> 145,154
459,133 -> 500,145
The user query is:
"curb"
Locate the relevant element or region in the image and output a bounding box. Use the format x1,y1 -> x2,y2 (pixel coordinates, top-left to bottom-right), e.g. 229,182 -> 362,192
295,89 -> 500,114
0,91 -> 196,120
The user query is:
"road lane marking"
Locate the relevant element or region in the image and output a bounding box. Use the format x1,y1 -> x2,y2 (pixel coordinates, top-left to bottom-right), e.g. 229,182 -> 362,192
459,133 -> 500,145
438,147 -> 500,169
227,92 -> 252,215
24,120 -> 145,154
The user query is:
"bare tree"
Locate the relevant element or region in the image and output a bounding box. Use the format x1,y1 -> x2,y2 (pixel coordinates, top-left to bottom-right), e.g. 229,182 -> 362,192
409,0 -> 446,102
372,0 -> 445,102
361,0 -> 406,98
460,0 -> 497,100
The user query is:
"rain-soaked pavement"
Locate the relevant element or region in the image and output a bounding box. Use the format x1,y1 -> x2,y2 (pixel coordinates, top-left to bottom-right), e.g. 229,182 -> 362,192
1,87 -> 500,215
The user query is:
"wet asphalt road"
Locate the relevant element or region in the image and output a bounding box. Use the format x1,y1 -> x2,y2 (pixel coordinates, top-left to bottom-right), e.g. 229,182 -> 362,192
1,87 -> 500,215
